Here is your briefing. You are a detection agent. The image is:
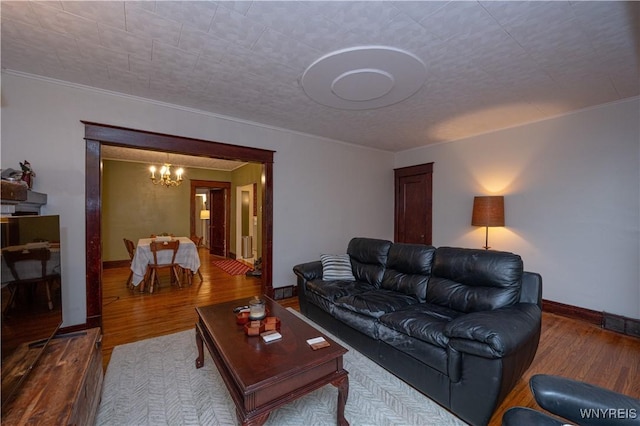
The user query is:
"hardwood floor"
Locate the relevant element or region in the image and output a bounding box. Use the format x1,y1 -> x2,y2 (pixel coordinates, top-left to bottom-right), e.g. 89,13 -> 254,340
102,253 -> 639,425
489,312 -> 640,425
101,248 -> 263,368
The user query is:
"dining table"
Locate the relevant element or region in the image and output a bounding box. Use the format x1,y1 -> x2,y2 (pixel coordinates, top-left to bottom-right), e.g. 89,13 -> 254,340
130,237 -> 201,288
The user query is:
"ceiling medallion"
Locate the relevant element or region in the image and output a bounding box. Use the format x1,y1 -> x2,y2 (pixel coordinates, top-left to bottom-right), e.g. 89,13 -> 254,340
301,46 -> 427,110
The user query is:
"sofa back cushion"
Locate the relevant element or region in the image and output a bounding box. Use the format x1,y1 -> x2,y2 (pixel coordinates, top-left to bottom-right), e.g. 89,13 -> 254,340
382,243 -> 435,301
427,247 -> 523,313
347,238 -> 392,287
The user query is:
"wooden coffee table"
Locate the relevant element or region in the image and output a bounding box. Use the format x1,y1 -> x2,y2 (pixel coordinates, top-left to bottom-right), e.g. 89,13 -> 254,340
195,296 -> 349,426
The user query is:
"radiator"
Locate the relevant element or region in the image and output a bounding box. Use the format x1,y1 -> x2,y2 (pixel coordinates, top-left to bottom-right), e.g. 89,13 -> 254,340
241,236 -> 252,258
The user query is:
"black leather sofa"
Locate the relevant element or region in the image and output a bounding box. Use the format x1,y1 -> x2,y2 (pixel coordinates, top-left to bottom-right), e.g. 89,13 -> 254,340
293,237 -> 542,426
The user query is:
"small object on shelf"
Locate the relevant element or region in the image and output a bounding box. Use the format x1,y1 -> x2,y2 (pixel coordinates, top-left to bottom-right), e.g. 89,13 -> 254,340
233,305 -> 250,313
306,336 -> 330,350
20,160 -> 35,189
248,296 -> 266,320
1,168 -> 23,182
260,330 -> 282,343
264,316 -> 281,331
244,320 -> 265,336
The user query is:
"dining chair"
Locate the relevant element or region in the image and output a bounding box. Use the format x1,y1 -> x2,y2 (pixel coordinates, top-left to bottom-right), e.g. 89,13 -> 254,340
123,238 -> 136,289
147,240 -> 181,293
188,235 -> 204,283
2,247 -> 60,314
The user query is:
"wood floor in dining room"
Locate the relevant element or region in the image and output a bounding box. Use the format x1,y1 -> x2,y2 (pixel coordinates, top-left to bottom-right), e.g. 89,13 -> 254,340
101,248 -> 297,368
101,248 -> 639,426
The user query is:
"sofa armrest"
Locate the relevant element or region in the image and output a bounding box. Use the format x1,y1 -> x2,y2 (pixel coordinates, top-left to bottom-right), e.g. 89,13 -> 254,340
445,303 -> 541,358
521,271 -> 542,308
530,374 -> 640,426
293,261 -> 323,282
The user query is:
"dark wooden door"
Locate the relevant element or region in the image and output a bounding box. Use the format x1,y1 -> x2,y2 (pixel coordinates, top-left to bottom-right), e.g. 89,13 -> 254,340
210,188 -> 227,256
395,163 -> 433,245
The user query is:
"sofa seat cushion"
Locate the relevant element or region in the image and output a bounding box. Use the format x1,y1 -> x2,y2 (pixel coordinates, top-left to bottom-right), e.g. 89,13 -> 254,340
334,289 -> 420,318
332,306 -> 380,338
378,303 -> 464,348
306,279 -> 375,301
377,324 -> 449,376
304,290 -> 336,315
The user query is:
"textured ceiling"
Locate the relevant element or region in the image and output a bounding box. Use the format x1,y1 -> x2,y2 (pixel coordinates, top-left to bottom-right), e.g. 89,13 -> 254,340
2,1 -> 638,153
101,145 -> 247,171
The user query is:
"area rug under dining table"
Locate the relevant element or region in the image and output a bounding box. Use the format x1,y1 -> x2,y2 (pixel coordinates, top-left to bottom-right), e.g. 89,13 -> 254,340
96,308 -> 467,426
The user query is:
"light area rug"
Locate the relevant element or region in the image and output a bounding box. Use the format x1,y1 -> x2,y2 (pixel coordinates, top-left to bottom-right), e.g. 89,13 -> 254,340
96,309 -> 467,426
211,259 -> 252,276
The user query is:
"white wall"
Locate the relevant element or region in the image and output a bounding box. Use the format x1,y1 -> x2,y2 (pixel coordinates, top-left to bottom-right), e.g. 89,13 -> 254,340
1,72 -> 394,327
395,98 -> 640,319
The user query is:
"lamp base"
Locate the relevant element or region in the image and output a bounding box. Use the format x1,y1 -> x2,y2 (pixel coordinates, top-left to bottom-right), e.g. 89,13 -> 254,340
483,226 -> 490,250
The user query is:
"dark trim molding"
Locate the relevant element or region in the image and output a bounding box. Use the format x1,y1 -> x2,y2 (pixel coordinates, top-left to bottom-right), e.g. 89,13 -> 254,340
103,260 -> 130,269
59,323 -> 89,335
543,299 -> 602,326
543,299 -> 640,338
83,122 -> 275,331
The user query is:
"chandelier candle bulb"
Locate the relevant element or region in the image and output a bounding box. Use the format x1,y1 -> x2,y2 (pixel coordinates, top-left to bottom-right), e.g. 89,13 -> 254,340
149,163 -> 184,187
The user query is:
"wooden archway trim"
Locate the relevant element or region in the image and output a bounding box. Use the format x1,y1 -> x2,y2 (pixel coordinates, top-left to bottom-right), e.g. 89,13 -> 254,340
83,121 -> 274,329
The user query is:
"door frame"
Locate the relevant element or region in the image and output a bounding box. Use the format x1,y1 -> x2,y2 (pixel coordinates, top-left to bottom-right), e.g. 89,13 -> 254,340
83,122 -> 274,329
236,184 -> 255,261
190,180 -> 230,257
394,162 -> 433,245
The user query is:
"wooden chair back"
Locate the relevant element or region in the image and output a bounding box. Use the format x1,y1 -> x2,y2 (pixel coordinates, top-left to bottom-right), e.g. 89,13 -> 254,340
2,247 -> 59,311
149,240 -> 180,266
189,235 -> 203,247
123,238 -> 136,261
147,240 -> 181,293
3,247 -> 51,283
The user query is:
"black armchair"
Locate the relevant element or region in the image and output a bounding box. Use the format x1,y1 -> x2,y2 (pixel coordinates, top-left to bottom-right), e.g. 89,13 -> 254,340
503,374 -> 640,425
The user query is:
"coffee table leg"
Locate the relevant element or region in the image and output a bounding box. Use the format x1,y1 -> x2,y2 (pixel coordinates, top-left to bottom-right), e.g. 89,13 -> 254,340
332,375 -> 349,426
238,410 -> 270,426
195,328 -> 204,369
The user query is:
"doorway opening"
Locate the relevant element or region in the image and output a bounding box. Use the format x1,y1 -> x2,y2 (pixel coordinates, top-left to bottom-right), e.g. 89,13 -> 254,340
84,122 -> 274,329
236,183 -> 257,265
190,180 -> 230,258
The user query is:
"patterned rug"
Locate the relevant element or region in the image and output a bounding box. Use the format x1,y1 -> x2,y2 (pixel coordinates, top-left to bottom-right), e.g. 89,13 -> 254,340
211,259 -> 252,276
97,309 -> 467,426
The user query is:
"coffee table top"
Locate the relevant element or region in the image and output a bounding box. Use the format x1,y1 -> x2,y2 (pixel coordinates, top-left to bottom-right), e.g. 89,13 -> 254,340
196,297 -> 347,392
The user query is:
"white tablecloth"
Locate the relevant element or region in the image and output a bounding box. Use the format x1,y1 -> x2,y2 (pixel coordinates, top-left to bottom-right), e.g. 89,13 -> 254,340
130,237 -> 200,286
1,246 -> 61,285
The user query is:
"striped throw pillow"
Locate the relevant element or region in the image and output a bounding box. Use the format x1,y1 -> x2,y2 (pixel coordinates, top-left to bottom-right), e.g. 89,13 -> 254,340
320,254 -> 355,281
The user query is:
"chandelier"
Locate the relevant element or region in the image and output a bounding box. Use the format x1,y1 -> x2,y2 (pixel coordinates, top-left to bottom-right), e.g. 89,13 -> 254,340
149,163 -> 184,187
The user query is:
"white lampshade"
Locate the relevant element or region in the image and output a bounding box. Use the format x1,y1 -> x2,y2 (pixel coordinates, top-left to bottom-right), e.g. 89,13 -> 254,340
200,210 -> 210,220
